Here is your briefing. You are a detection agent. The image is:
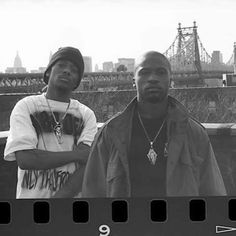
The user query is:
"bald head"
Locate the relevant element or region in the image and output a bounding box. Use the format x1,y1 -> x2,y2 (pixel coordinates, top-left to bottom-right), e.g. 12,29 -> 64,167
134,51 -> 171,104
135,51 -> 171,73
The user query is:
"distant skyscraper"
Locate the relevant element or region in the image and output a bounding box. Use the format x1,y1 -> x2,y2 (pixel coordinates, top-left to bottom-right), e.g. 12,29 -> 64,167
211,51 -> 223,64
5,51 -> 27,73
103,61 -> 114,72
14,51 -> 22,68
83,56 -> 92,72
116,58 -> 135,72
95,64 -> 99,72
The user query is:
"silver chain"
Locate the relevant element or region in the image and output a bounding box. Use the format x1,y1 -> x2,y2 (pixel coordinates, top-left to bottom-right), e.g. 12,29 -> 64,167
45,95 -> 70,125
137,110 -> 166,148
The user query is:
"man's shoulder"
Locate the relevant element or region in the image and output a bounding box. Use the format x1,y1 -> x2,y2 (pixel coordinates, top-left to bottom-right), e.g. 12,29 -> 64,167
95,111 -> 124,138
104,99 -> 136,128
71,99 -> 95,115
187,116 -> 208,139
188,116 -> 205,130
14,94 -> 43,109
103,110 -> 126,128
98,98 -> 136,135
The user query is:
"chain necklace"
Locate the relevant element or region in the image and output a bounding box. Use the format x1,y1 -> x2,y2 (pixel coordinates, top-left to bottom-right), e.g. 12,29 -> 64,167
45,95 -> 70,144
137,111 -> 166,165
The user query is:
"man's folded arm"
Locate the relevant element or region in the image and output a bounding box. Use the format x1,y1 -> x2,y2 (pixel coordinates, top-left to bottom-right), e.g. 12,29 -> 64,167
15,143 -> 90,170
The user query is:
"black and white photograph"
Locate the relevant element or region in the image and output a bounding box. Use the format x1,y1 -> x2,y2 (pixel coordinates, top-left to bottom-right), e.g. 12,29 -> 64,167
0,0 -> 236,235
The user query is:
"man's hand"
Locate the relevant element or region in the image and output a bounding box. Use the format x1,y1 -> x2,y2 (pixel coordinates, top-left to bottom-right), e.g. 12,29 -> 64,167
52,164 -> 86,198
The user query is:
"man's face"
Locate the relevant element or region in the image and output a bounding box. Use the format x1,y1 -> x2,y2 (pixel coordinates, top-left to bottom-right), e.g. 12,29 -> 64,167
48,59 -> 79,91
134,54 -> 171,104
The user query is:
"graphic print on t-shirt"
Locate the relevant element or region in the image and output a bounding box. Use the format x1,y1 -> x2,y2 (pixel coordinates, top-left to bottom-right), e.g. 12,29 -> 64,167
30,111 -> 84,144
18,111 -> 85,192
21,162 -> 80,191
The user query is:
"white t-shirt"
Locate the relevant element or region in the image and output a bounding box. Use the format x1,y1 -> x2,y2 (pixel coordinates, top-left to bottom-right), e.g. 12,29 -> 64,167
4,93 -> 97,198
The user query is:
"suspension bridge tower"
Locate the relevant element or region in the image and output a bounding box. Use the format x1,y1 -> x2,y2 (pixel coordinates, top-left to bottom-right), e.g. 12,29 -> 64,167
164,21 -> 213,87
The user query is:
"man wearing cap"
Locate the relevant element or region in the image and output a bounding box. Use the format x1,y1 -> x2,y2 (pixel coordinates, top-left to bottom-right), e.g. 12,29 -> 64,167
4,47 -> 97,198
82,51 -> 226,197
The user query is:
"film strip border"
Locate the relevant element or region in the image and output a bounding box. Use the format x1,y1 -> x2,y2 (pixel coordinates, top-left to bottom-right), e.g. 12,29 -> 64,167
0,197 -> 236,235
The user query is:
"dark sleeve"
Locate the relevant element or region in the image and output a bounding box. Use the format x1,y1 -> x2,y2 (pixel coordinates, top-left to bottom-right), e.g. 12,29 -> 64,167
197,128 -> 227,196
82,125 -> 111,197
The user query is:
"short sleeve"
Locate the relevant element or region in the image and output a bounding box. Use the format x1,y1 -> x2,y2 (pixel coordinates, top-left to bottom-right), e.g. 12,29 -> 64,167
77,109 -> 97,147
4,98 -> 38,161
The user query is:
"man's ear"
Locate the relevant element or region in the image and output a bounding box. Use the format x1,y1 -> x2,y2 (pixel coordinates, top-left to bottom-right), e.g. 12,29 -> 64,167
45,68 -> 51,79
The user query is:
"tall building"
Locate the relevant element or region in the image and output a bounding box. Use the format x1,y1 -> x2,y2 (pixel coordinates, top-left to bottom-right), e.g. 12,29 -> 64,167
14,51 -> 22,68
95,64 -> 99,72
102,61 -> 114,72
83,56 -> 92,72
211,51 -> 223,64
115,58 -> 135,72
5,51 -> 27,73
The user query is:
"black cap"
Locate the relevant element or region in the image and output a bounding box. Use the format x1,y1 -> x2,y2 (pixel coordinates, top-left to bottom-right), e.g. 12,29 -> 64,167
43,47 -> 84,89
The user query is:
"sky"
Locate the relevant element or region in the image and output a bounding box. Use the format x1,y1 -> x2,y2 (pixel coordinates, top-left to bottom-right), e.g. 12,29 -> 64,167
0,0 -> 235,72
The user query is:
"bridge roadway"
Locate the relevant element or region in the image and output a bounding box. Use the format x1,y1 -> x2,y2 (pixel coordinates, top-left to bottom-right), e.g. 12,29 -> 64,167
1,122 -> 236,197
0,70 -> 233,93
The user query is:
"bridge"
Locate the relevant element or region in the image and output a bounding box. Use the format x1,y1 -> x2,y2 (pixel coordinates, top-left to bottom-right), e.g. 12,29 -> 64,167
0,70 -> 233,94
0,21 -> 235,93
164,21 -> 234,86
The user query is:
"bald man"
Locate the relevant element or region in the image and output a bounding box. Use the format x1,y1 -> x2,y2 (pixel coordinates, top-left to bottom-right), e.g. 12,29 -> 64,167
82,51 -> 226,197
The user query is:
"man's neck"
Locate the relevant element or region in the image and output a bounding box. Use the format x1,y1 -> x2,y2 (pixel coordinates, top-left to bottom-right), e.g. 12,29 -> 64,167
137,98 -> 168,119
45,88 -> 71,103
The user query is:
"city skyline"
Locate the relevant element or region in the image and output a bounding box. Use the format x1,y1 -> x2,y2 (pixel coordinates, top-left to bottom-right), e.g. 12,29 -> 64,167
3,51 -> 137,72
0,0 -> 235,72
4,48 -> 230,73
4,51 -> 94,73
